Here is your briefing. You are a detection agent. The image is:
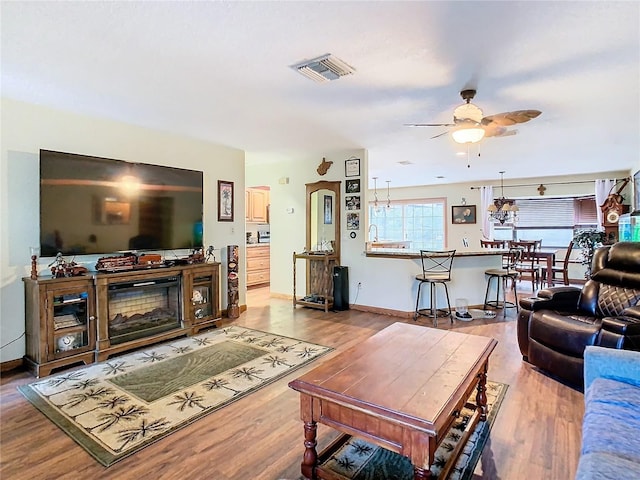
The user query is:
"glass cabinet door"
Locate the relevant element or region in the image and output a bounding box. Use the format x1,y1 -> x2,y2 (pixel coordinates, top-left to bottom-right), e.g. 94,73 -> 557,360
48,287 -> 94,358
191,276 -> 213,322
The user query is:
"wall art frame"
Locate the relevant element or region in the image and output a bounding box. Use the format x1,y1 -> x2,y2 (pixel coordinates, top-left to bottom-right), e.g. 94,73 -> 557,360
218,180 -> 234,222
345,195 -> 360,211
345,158 -> 360,177
451,205 -> 477,224
346,179 -> 360,193
323,195 -> 333,224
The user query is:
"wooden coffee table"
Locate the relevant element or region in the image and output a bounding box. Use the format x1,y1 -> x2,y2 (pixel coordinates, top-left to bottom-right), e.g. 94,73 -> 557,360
288,322 -> 498,479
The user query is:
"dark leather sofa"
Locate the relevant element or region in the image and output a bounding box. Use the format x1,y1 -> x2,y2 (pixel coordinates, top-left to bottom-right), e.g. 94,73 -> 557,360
517,241 -> 640,388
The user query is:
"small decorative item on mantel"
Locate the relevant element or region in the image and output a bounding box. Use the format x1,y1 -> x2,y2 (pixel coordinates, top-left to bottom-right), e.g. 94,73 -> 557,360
30,246 -> 40,279
205,245 -> 216,262
49,252 -> 88,278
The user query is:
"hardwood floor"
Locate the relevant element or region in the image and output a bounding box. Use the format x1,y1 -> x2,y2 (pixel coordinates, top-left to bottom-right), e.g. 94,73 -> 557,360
0,284 -> 584,479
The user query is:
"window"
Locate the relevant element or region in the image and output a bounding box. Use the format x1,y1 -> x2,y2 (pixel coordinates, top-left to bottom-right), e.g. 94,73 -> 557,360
492,196 -> 598,248
368,198 -> 445,250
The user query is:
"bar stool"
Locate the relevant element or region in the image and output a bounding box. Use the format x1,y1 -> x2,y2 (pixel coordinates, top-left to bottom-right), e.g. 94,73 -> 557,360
414,250 -> 456,327
483,247 -> 521,316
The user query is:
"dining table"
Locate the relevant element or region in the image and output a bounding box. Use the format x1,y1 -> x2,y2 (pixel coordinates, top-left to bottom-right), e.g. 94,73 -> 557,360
534,248 -> 559,287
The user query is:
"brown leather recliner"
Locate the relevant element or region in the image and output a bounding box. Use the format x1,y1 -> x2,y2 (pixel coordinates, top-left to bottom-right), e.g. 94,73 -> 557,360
517,241 -> 640,388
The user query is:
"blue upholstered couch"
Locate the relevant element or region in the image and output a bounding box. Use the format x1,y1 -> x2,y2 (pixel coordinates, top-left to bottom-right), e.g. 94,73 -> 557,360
575,346 -> 640,479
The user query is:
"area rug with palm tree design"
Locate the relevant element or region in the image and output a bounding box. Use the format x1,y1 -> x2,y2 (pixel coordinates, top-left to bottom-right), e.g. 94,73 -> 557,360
18,326 -> 332,467
316,381 -> 508,480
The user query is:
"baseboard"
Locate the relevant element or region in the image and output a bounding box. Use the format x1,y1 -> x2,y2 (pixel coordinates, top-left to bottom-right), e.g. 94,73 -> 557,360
1,358 -> 24,373
350,303 -> 488,319
223,304 -> 247,317
350,304 -> 413,318
270,292 -> 292,300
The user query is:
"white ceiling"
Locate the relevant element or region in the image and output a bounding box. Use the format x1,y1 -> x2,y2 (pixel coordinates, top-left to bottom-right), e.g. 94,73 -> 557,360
2,1 -> 639,188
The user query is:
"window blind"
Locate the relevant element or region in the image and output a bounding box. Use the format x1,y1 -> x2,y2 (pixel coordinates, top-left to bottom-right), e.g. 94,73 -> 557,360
511,198 -> 577,227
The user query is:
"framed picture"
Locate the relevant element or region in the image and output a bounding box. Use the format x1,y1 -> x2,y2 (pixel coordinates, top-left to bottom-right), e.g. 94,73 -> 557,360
345,195 -> 360,211
345,158 -> 360,177
323,195 -> 333,224
347,212 -> 360,230
218,180 -> 234,222
346,179 -> 360,193
451,205 -> 476,224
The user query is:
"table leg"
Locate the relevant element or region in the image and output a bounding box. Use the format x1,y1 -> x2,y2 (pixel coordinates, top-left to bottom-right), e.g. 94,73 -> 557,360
476,364 -> 488,422
301,420 -> 318,480
545,254 -> 553,287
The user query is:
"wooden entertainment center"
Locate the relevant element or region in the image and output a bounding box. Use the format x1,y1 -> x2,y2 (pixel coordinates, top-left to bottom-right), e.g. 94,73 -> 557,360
23,262 -> 221,377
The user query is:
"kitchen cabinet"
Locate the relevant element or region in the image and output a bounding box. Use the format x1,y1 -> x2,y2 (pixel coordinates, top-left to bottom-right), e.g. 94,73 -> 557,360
246,245 -> 270,287
246,188 -> 269,223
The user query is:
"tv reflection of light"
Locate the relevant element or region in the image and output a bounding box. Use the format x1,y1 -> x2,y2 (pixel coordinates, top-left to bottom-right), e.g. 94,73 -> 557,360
119,175 -> 141,195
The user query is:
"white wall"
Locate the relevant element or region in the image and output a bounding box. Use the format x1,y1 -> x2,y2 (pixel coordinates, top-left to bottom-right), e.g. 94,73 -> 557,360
245,150 -> 368,298
0,98 -> 246,362
2,97 -> 632,362
246,154 -> 631,314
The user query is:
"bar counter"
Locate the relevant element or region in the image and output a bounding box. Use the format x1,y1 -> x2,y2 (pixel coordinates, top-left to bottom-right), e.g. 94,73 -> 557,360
365,248 -> 507,259
355,248 -> 507,315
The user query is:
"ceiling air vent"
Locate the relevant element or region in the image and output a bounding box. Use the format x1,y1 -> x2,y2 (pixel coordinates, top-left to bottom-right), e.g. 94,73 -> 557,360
291,54 -> 355,83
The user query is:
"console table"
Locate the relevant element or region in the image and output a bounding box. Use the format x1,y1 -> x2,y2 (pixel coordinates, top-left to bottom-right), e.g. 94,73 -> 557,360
292,252 -> 337,313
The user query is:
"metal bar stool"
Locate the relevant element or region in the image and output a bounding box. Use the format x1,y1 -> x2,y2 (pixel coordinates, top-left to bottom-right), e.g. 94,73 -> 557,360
414,250 -> 456,327
483,247 -> 521,316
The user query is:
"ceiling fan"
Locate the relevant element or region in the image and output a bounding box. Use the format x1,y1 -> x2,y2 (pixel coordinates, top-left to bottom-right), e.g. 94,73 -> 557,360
405,89 -> 541,143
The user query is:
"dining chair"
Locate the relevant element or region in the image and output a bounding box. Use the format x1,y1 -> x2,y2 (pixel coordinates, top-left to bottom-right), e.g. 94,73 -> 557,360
509,240 -> 541,290
480,239 -> 505,249
545,240 -> 574,286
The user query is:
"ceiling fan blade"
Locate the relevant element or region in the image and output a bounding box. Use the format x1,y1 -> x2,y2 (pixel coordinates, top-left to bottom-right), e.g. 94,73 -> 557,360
404,123 -> 455,127
430,130 -> 450,139
484,125 -> 518,138
481,110 -> 542,127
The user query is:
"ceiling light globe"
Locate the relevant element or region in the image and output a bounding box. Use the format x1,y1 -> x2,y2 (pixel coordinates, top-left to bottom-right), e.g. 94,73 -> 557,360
452,127 -> 485,144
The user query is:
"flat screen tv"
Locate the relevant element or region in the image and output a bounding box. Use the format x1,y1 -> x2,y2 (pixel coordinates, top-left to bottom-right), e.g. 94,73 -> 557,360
40,149 -> 203,257
634,169 -> 640,213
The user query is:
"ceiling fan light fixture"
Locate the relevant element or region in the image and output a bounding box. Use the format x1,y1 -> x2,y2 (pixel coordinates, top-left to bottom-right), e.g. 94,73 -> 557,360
452,127 -> 485,144
453,103 -> 483,123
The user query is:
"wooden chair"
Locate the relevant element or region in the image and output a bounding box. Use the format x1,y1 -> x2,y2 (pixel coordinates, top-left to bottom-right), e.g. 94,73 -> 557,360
545,241 -> 574,286
509,240 -> 541,290
480,239 -> 506,249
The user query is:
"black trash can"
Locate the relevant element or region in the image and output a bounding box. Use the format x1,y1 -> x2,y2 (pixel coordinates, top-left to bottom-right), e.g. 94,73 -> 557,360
333,266 -> 349,311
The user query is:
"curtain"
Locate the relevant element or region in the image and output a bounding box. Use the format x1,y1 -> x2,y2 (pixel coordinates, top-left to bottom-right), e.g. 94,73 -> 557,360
480,186 -> 493,239
595,179 -> 615,231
